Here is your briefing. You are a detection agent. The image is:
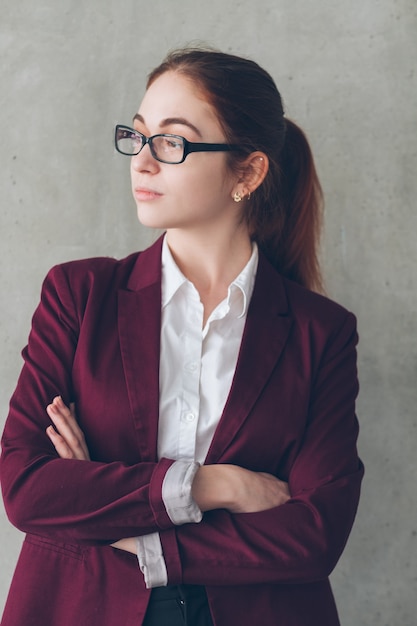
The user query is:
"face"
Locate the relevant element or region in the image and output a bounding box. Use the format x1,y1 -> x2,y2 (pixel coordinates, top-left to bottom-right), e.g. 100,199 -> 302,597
130,71 -> 242,234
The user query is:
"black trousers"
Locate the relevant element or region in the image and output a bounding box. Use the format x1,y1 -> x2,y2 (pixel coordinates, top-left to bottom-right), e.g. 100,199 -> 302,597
143,584 -> 214,626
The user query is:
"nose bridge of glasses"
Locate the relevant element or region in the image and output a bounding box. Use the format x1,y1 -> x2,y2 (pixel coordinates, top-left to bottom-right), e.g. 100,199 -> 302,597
146,134 -> 160,160
133,132 -> 156,160
139,131 -> 171,161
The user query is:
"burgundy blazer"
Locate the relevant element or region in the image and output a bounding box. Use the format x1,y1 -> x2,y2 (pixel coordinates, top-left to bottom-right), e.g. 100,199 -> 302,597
0,236 -> 363,626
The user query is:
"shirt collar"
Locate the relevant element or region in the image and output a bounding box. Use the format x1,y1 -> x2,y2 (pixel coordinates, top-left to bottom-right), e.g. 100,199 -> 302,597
161,235 -> 258,317
161,236 -> 188,308
228,243 -> 258,318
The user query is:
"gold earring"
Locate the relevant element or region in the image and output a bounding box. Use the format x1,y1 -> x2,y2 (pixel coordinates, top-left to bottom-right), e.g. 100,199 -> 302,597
233,191 -> 242,203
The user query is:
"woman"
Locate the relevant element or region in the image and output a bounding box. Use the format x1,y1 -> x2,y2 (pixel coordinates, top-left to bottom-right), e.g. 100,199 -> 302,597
0,48 -> 363,626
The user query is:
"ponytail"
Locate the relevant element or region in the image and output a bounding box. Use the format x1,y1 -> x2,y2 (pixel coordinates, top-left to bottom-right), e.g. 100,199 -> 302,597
253,119 -> 324,293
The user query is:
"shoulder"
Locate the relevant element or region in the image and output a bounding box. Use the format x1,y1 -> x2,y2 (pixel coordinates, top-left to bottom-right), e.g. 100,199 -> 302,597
42,252 -> 142,297
256,251 -> 356,334
43,236 -> 165,295
255,253 -> 358,355
51,252 -> 141,285
281,277 -> 358,354
284,277 -> 356,326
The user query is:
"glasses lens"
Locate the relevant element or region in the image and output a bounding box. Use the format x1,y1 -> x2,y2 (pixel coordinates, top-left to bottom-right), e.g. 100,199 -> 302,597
152,135 -> 185,164
116,127 -> 143,155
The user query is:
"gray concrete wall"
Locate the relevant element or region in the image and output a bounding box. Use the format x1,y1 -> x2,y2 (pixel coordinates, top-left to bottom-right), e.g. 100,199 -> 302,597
1,1 -> 416,623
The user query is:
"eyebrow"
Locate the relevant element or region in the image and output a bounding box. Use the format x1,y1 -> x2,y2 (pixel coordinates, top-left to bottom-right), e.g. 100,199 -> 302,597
133,113 -> 202,138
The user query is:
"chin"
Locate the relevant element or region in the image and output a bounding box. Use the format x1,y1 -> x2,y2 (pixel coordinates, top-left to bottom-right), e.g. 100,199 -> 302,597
136,207 -> 165,230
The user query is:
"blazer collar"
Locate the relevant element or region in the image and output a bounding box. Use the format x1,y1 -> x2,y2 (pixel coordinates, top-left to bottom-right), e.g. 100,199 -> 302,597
126,235 -> 164,292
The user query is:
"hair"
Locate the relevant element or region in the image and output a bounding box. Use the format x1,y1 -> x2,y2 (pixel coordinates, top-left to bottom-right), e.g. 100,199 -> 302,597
147,47 -> 324,293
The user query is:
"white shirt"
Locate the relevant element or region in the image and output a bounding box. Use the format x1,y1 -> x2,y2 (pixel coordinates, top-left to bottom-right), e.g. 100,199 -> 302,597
136,237 -> 258,587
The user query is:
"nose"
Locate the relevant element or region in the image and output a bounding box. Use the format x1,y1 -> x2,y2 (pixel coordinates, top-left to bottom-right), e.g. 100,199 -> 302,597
130,142 -> 159,173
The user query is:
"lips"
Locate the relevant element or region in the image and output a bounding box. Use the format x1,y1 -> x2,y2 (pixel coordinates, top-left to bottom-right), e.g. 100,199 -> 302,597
134,187 -> 163,201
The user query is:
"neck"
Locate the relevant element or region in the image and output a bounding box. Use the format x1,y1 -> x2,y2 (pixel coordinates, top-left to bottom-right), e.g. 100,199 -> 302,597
165,226 -> 252,321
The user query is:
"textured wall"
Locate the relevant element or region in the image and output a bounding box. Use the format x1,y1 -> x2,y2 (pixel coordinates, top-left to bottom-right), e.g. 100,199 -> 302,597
1,1 -> 416,623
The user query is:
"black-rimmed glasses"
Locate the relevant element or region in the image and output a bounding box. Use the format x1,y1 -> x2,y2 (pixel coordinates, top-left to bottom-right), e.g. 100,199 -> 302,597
115,125 -> 241,164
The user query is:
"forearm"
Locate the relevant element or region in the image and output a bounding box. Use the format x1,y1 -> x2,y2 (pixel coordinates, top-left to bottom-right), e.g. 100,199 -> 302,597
111,460 -> 362,585
162,462 -> 364,587
192,464 -> 291,513
0,445 -> 176,544
191,464 -> 235,511
110,462 -> 290,565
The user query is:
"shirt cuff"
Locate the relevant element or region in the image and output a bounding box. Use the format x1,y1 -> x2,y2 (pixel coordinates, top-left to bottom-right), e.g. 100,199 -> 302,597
136,533 -> 168,588
162,460 -> 203,525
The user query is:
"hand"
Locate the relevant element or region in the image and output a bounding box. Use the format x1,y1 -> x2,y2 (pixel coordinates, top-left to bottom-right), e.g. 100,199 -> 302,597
226,467 -> 291,513
111,537 -> 137,555
192,464 -> 290,514
46,396 -> 90,461
46,397 -> 137,554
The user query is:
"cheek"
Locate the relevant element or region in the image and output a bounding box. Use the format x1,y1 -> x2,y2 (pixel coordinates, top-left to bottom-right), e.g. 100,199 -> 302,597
184,158 -> 234,199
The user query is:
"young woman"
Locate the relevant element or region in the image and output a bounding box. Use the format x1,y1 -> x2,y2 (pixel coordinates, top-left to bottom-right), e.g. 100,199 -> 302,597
0,48 -> 363,626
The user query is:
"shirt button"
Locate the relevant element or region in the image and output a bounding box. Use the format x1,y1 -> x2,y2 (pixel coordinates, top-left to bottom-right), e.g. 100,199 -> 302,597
185,362 -> 198,372
183,412 -> 196,423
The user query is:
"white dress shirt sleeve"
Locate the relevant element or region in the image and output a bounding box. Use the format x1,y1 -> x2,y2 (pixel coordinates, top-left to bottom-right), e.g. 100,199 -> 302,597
136,459 -> 202,588
136,533 -> 168,589
161,459 -> 203,525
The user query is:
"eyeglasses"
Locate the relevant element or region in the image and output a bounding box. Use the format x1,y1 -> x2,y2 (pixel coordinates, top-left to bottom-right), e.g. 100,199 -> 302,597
115,124 -> 241,164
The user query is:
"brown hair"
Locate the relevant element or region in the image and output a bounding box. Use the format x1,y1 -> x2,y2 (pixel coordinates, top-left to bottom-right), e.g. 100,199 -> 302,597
147,47 -> 324,293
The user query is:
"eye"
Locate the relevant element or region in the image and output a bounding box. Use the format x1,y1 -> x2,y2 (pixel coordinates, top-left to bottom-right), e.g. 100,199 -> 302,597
116,127 -> 144,155
160,136 -> 183,151
129,130 -> 142,146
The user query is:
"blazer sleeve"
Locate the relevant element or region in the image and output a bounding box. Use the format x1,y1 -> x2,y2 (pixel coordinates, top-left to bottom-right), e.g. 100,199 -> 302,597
159,310 -> 364,586
0,263 -> 176,545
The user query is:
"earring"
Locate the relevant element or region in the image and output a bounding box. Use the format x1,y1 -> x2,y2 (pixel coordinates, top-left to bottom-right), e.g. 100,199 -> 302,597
247,192 -> 251,200
233,191 -> 242,203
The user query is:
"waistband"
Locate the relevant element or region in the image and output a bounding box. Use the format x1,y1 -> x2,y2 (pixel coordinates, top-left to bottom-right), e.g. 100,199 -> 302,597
149,584 -> 208,602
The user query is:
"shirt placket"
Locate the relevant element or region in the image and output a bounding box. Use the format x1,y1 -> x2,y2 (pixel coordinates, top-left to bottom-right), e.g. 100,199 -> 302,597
178,291 -> 203,460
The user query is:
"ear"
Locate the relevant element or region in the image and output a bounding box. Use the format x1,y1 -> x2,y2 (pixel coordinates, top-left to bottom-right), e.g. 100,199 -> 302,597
238,151 -> 269,195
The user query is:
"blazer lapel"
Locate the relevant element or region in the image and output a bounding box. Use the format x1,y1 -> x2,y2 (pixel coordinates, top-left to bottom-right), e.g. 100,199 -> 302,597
206,254 -> 293,463
118,237 -> 164,461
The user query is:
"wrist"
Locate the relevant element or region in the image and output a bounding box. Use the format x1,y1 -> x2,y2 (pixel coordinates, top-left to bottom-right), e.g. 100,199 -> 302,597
191,464 -> 234,512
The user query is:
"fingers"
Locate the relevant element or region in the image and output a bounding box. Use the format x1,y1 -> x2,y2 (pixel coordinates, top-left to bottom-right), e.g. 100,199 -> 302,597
259,472 -> 291,501
46,425 -> 77,459
46,396 -> 90,460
